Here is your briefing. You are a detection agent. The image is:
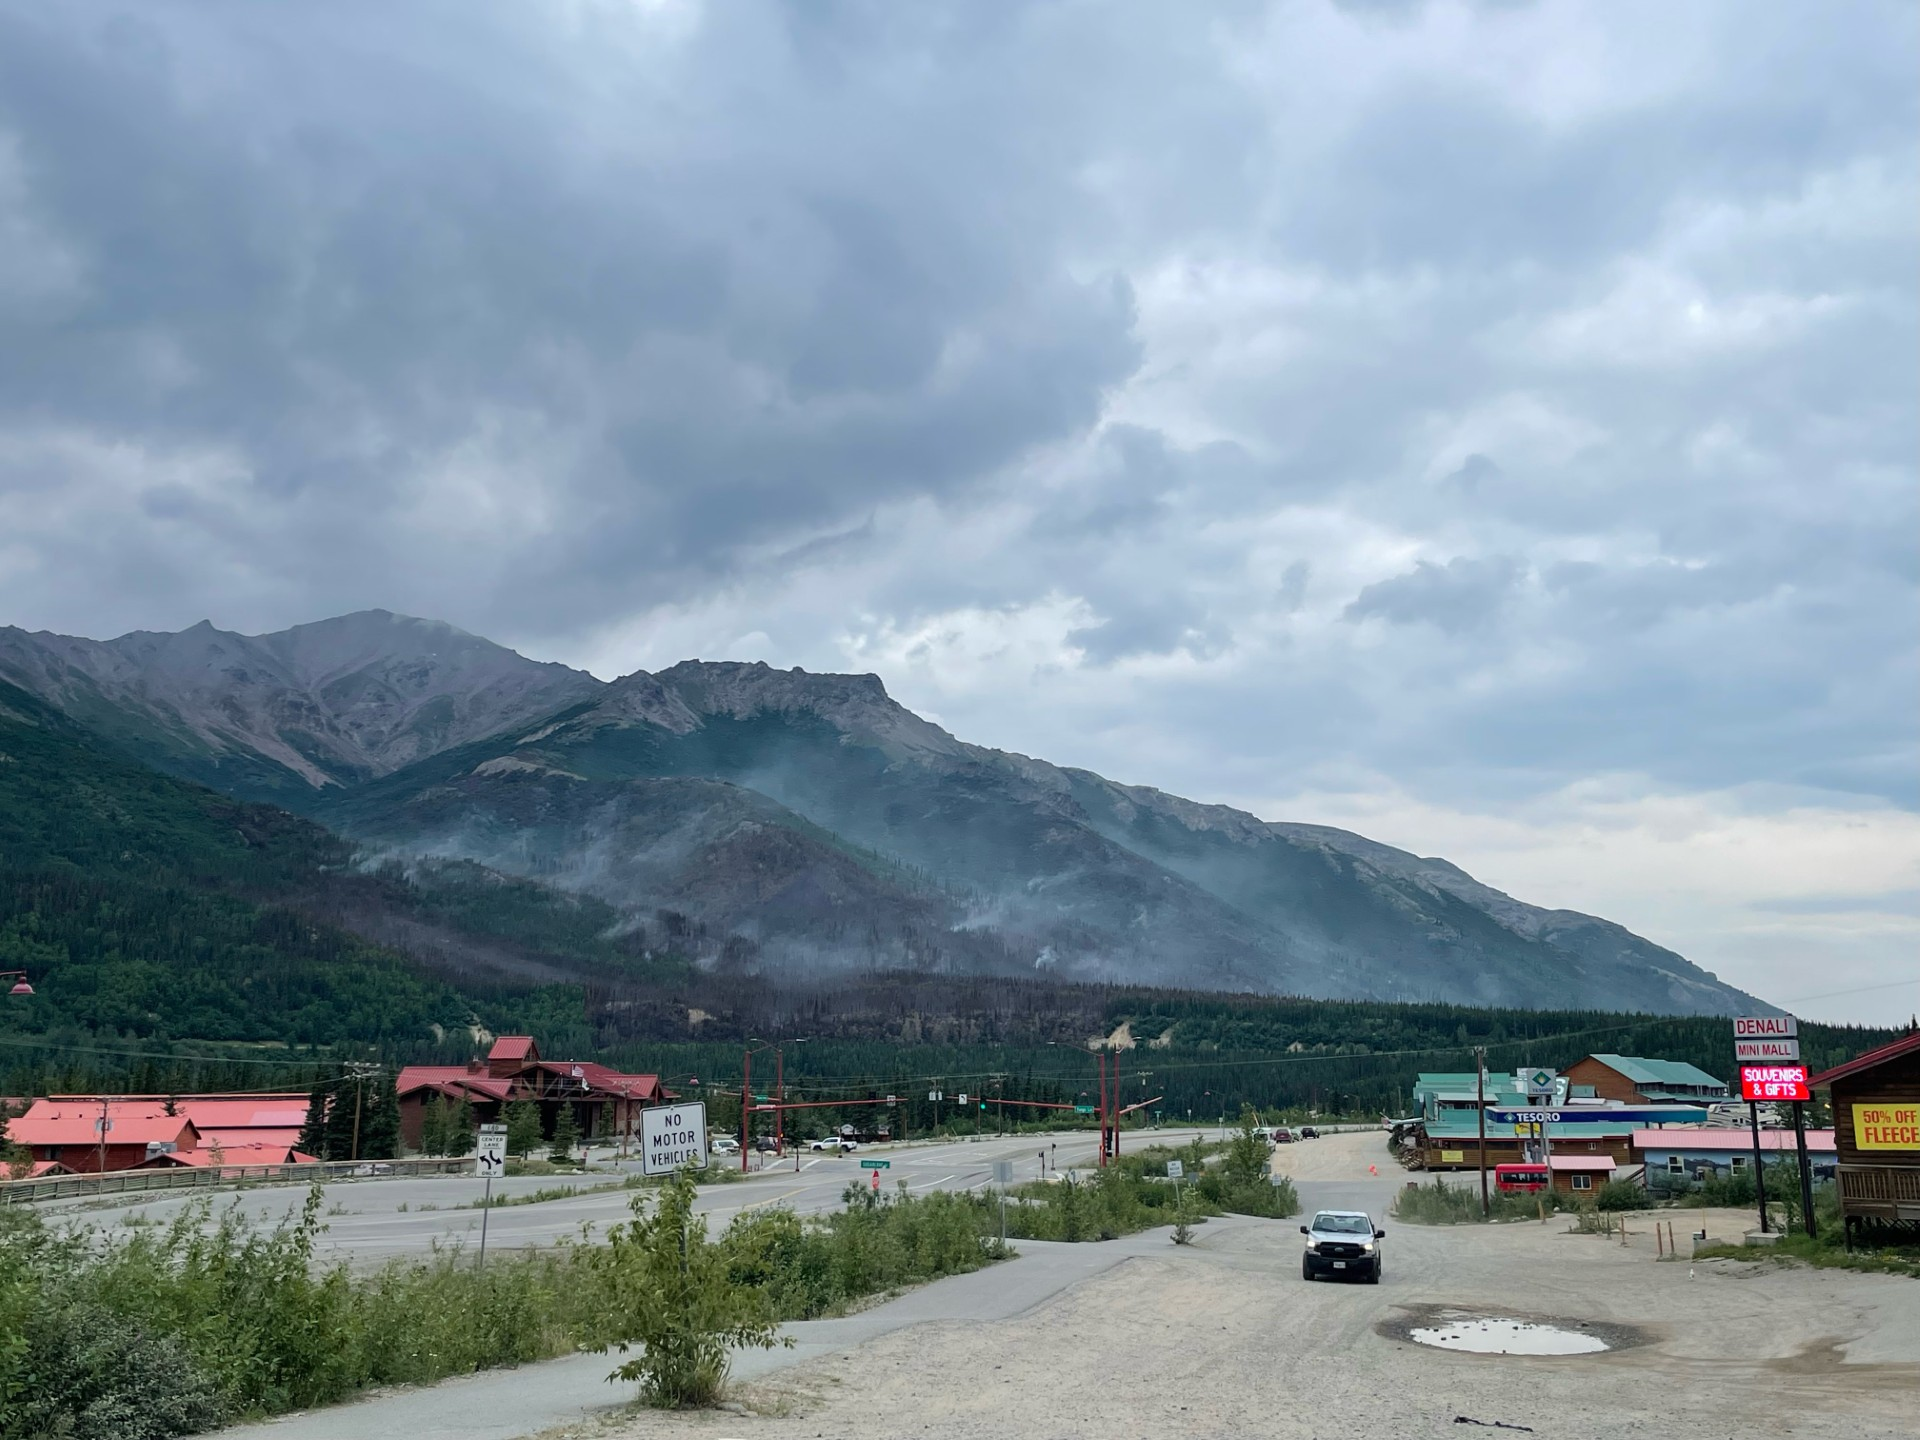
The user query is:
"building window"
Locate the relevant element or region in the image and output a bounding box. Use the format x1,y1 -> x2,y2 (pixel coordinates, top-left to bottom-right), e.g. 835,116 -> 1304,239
1571,1174 -> 1593,1191
1730,1155 -> 1747,1173
1667,1156 -> 1684,1175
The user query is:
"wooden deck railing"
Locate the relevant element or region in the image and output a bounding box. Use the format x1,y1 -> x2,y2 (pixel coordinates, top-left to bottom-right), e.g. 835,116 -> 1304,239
1836,1163 -> 1920,1220
0,1156 -> 470,1206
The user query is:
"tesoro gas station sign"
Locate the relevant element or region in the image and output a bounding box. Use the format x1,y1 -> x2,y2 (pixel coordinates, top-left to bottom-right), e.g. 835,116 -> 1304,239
1739,1065 -> 1810,1102
1853,1103 -> 1920,1151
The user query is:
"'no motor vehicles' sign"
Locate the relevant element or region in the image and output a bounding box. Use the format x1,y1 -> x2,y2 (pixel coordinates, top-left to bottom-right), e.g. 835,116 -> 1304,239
640,1102 -> 709,1177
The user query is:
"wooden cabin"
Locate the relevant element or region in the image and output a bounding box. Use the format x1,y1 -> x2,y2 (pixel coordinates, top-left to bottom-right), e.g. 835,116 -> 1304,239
1810,1030 -> 1920,1240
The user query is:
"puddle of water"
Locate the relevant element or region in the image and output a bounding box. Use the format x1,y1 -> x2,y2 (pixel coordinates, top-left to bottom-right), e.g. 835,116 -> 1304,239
1409,1317 -> 1609,1356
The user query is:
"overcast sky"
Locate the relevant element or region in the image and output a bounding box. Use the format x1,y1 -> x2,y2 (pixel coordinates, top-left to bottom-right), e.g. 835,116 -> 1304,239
1,1 -> 1914,1024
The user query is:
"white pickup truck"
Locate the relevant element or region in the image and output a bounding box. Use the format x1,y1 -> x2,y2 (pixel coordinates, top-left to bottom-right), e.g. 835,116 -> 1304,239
1300,1210 -> 1385,1283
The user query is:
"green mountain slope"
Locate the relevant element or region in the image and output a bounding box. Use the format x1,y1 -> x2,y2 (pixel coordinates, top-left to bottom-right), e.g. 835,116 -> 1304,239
1,615 -> 1776,1016
311,660 -> 1766,1014
0,680 -> 670,1048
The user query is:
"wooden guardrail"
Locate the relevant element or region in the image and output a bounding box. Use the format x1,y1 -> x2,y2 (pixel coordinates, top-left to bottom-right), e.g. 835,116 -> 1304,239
0,1156 -> 470,1206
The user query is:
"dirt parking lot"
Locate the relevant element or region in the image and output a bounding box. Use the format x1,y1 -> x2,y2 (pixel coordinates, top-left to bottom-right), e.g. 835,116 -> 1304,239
574,1134 -> 1920,1440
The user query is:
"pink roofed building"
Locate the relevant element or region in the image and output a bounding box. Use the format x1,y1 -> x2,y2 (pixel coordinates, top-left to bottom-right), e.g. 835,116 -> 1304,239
395,1036 -> 665,1151
9,1100 -> 203,1174
45,1093 -> 318,1162
1632,1127 -> 1838,1188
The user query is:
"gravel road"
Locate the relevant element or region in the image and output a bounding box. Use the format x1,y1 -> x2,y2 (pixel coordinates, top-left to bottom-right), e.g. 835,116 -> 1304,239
565,1131 -> 1920,1440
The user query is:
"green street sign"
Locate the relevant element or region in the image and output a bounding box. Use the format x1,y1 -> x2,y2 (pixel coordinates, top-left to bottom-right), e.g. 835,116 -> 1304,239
1074,1105 -> 1096,1114
859,1159 -> 891,1170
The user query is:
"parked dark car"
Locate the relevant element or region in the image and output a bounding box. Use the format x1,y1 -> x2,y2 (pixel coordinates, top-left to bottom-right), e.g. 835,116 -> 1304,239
1299,1126 -> 1319,1139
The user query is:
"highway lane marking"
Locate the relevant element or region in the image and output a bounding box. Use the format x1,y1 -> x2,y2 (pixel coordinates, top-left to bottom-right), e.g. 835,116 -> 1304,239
906,1173 -> 957,1191
699,1186 -> 812,1220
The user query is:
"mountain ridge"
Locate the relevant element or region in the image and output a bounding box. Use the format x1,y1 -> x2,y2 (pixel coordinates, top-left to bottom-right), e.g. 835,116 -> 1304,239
1,613 -> 1771,1015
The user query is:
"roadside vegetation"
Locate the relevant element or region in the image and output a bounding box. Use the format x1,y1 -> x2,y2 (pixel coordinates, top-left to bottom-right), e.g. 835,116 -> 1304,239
1688,1185 -> 1920,1278
1391,1175 -> 1570,1225
0,1171 -> 1006,1437
995,1117 -> 1299,1243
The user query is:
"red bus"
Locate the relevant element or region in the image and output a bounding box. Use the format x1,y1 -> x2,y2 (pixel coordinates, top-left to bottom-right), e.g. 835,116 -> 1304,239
1494,1163 -> 1550,1193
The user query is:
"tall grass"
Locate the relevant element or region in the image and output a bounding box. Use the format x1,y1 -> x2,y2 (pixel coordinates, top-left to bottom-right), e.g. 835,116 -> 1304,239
994,1139 -> 1300,1242
1390,1174 -> 1567,1224
0,1176 -> 1008,1437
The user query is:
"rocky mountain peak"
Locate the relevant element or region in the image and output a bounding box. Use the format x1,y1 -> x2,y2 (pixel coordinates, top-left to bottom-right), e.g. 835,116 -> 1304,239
648,659 -> 964,758
0,612 -> 603,791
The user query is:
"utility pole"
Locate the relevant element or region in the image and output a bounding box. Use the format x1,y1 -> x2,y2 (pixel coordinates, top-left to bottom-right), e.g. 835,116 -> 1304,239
1475,1046 -> 1489,1217
740,1047 -> 752,1174
344,1062 -> 377,1163
1110,1049 -> 1122,1161
97,1095 -> 110,1176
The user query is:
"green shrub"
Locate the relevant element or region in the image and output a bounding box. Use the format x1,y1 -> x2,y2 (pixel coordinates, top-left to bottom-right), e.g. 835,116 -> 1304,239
0,1172 -> 1010,1433
583,1170 -> 782,1408
1594,1179 -> 1650,1212
1390,1175 -> 1566,1225
7,1303 -> 228,1440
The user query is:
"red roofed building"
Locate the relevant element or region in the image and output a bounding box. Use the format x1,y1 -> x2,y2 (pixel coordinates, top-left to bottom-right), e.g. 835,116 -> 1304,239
9,1100 -> 202,1173
396,1036 -> 666,1151
47,1093 -> 316,1161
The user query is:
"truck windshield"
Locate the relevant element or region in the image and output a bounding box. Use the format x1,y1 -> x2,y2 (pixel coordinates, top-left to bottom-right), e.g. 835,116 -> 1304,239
1313,1214 -> 1372,1233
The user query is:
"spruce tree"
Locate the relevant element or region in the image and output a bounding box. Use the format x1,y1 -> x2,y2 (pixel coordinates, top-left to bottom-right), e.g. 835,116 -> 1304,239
360,1076 -> 400,1160
322,1077 -> 361,1161
504,1099 -> 543,1158
447,1100 -> 476,1156
550,1104 -> 581,1165
420,1096 -> 450,1156
297,1080 -> 331,1158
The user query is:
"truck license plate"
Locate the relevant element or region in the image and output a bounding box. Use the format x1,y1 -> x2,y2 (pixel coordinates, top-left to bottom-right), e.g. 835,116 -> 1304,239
1333,1261 -> 1346,1269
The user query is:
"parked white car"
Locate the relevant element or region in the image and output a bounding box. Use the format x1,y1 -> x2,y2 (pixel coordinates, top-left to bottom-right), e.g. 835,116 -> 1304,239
808,1136 -> 858,1152
710,1136 -> 739,1154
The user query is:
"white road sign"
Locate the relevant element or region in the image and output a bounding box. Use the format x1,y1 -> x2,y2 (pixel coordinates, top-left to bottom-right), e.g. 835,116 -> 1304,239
639,1101 -> 708,1177
475,1123 -> 507,1178
1165,1159 -> 1185,1181
1736,1037 -> 1801,1063
1734,1016 -> 1797,1039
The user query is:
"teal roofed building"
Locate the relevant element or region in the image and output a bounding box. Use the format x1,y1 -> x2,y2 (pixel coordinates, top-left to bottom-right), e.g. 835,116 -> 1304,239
1566,1055 -> 1728,1105
1408,1057 -> 1722,1172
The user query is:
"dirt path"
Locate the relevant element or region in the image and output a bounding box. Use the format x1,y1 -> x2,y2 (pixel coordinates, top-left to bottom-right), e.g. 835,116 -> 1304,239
571,1172 -> 1920,1440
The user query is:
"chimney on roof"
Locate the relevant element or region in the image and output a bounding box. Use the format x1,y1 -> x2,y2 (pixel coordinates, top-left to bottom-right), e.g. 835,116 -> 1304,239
467,1058 -> 483,1074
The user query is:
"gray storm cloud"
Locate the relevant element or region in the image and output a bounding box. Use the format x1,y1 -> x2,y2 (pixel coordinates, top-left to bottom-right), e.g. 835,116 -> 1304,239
0,0 -> 1913,846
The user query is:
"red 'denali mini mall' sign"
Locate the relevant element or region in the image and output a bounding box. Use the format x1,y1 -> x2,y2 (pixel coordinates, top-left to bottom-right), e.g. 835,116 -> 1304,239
1739,1065 -> 1810,1103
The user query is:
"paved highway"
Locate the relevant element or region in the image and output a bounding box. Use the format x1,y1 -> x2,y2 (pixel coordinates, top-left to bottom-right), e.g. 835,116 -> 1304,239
68,1127 -> 1225,1265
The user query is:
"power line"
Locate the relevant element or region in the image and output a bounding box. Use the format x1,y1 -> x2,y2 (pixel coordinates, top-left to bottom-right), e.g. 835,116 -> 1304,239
1781,977 -> 1918,1005
0,1033 -> 357,1069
